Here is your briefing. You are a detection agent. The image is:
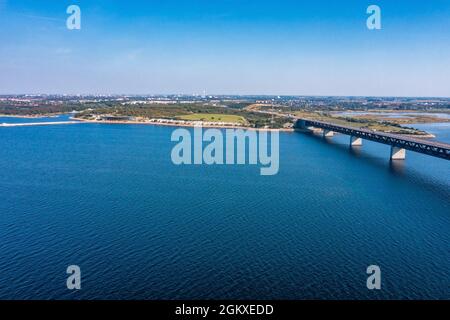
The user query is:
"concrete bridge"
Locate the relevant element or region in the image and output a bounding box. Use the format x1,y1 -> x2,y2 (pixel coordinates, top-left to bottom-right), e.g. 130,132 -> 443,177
295,119 -> 450,161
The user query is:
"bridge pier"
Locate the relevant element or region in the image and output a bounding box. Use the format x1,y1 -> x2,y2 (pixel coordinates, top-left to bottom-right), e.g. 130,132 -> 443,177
350,136 -> 362,146
390,146 -> 406,160
323,130 -> 334,137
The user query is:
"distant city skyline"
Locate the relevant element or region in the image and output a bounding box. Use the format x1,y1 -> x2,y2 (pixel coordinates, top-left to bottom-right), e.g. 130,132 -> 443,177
1,0 -> 450,97
2,93 -> 450,98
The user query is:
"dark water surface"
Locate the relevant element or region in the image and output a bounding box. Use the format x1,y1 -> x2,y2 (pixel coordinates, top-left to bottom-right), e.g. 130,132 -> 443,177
0,118 -> 449,299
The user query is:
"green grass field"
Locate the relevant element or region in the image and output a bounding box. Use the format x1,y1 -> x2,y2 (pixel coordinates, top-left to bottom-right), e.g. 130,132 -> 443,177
176,113 -> 246,123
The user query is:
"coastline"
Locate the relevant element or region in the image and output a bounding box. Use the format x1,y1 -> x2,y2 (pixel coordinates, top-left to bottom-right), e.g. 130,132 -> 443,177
72,118 -> 436,137
0,113 -> 439,139
71,117 -> 295,132
0,113 -> 440,136
398,133 -> 436,139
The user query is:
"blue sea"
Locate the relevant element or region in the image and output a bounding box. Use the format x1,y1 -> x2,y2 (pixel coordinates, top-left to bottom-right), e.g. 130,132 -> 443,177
0,116 -> 449,299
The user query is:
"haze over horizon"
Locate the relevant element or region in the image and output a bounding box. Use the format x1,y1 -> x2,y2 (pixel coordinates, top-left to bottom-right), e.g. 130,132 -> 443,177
1,0 -> 450,97
3,93 -> 450,99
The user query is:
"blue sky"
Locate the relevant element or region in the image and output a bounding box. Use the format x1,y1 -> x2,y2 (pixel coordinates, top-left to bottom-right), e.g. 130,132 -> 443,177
0,0 -> 450,96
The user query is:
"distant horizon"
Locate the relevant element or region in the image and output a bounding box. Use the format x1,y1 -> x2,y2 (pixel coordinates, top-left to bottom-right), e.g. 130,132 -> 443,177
1,93 -> 450,100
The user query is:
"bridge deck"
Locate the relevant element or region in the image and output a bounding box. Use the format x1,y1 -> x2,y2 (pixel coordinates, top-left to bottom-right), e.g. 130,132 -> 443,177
296,119 -> 450,161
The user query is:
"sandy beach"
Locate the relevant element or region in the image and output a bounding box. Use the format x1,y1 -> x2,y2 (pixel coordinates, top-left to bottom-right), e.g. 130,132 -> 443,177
71,117 -> 295,132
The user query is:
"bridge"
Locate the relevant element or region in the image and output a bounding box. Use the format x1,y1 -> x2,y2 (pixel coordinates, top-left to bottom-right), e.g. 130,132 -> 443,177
295,119 -> 450,161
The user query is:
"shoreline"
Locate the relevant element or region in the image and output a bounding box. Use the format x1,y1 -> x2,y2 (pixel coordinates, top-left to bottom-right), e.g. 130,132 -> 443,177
71,117 -> 295,132
397,133 -> 436,139
0,113 -> 442,136
72,118 -> 437,137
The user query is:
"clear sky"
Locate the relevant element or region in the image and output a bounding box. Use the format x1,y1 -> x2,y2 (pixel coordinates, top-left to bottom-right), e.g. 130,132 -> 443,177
0,0 -> 449,97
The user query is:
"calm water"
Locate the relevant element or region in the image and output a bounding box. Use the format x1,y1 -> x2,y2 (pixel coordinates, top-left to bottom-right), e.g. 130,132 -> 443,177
409,122 -> 450,143
0,118 -> 449,300
0,114 -> 74,123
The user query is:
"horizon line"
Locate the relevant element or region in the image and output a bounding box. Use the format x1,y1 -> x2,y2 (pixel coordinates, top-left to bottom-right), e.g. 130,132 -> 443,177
1,93 -> 450,100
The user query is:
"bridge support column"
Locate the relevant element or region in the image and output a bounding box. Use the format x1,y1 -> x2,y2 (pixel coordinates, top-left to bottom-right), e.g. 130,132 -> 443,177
390,146 -> 406,160
350,136 -> 362,146
323,130 -> 334,137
